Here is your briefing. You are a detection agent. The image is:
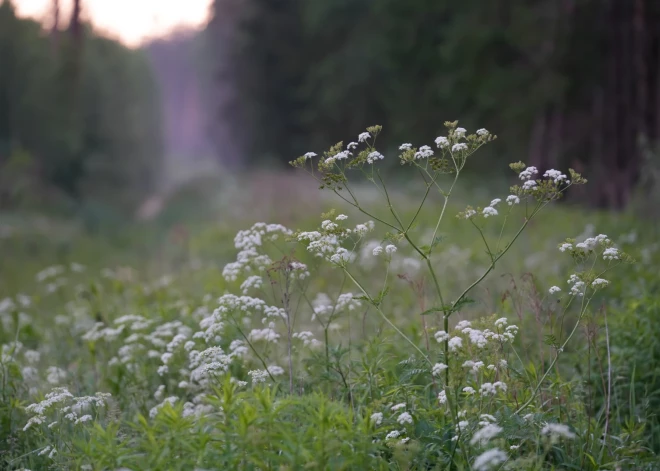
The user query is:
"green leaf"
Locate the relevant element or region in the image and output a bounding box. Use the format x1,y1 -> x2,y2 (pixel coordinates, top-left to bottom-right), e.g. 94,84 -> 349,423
420,306 -> 444,316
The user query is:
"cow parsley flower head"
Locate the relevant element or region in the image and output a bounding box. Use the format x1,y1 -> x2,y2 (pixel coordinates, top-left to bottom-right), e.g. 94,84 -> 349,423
415,145 -> 434,159
470,423 -> 503,445
75,414 -> 92,425
559,243 -> 573,252
463,386 -> 476,395
372,246 -> 383,256
358,132 -> 370,142
541,423 -> 576,441
549,286 -> 561,294
476,128 -> 489,136
452,143 -> 468,153
385,430 -> 401,440
371,412 -> 383,425
490,198 -> 501,207
473,448 -> 508,471
330,247 -> 354,264
391,403 -> 406,411
494,317 -> 507,328
483,206 -> 498,217
367,151 -> 384,164
399,143 -> 412,151
457,420 -> 470,431
438,390 -> 447,404
519,166 -> 538,180
592,278 -> 609,288
448,336 -> 463,351
434,330 -> 449,343
303,152 -> 316,159
454,127 -> 467,138
385,244 -> 397,255
435,136 -> 449,148
335,214 -> 348,221
522,180 -> 537,190
603,247 -> 620,261
543,169 -> 567,183
346,142 -> 358,150
432,363 -> 448,376
397,412 -> 413,425
506,195 -> 520,205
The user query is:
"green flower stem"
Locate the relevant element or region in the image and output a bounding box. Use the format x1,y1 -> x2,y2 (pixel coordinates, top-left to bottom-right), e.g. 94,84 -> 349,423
515,294 -> 594,415
342,268 -> 431,365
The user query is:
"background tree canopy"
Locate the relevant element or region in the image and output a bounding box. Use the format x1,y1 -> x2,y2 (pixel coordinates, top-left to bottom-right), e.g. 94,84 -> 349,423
209,0 -> 660,208
0,0 -> 162,215
1,0 -> 659,214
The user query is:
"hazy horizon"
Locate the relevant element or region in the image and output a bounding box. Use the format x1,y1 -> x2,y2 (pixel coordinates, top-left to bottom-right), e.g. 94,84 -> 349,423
13,0 -> 212,46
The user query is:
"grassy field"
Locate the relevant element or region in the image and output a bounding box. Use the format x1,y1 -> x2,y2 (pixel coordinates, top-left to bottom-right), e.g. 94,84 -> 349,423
2,139 -> 660,470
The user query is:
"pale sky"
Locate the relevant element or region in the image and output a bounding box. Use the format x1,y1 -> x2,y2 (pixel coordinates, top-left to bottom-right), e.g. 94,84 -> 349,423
14,0 -> 213,46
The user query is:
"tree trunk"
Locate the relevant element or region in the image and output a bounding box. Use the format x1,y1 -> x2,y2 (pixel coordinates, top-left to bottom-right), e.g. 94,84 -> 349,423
69,0 -> 81,43
51,0 -> 59,52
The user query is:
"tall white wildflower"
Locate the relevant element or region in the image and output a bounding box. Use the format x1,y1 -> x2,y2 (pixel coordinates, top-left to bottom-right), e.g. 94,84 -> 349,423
473,448 -> 508,471
470,424 -> 503,446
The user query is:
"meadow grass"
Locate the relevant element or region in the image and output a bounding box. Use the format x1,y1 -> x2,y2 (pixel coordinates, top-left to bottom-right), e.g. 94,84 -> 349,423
2,125 -> 660,470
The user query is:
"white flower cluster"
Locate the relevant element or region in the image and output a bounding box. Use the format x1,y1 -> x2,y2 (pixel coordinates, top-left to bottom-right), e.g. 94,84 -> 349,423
449,319 -> 518,349
292,331 -> 321,347
519,166 -> 538,181
311,292 -> 361,323
414,145 -> 434,159
24,387 -> 111,431
603,247 -> 620,261
435,136 -> 449,148
470,422 -> 503,446
46,366 -> 67,385
482,206 -> 498,217
432,362 -> 448,377
105,319 -> 192,373
240,275 -> 263,294
591,278 -> 609,288
479,382 -> 507,396
149,396 -> 178,418
462,360 -> 485,371
370,412 -> 383,425
188,346 -> 232,383
438,390 -> 447,404
473,448 -> 508,471
543,169 -> 568,184
567,274 -> 585,296
575,233 -> 609,252
540,422 -> 576,441
324,150 -> 351,165
35,265 -> 66,282
248,324 -> 281,343
223,223 -> 293,282
397,411 -> 413,425
366,151 -> 384,164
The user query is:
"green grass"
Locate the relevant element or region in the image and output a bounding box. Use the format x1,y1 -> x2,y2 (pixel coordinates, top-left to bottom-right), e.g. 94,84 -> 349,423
1,167 -> 659,470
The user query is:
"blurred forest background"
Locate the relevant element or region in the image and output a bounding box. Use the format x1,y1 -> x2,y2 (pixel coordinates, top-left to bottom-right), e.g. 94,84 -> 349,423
2,0 -> 660,225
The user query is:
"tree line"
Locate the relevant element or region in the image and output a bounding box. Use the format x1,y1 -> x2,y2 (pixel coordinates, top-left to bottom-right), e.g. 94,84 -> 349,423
0,0 -> 162,214
209,0 -> 660,208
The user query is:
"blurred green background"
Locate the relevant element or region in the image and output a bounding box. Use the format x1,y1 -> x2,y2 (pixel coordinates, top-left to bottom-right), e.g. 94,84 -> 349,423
2,0 -> 660,223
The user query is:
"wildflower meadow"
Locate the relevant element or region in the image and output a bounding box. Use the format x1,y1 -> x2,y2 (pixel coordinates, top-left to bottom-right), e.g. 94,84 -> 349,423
2,122 -> 660,470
